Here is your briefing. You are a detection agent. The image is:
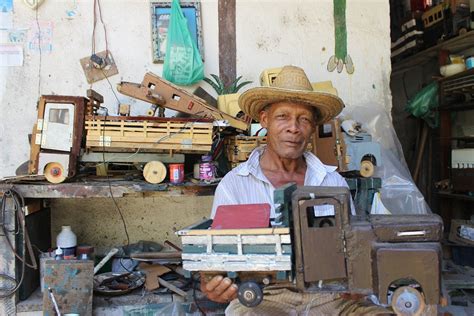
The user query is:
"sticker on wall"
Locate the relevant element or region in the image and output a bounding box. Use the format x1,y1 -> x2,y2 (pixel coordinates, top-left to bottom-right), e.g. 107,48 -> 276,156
8,29 -> 28,43
23,0 -> 45,10
0,0 -> 14,29
65,0 -> 77,19
327,0 -> 354,74
28,20 -> 53,53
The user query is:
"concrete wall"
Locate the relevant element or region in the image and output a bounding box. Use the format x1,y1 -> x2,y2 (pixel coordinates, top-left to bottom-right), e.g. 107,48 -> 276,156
0,0 -> 392,251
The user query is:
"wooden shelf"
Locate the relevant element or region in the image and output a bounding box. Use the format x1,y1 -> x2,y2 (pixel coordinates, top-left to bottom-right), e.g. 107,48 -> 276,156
437,191 -> 474,202
391,31 -> 474,76
0,180 -> 217,199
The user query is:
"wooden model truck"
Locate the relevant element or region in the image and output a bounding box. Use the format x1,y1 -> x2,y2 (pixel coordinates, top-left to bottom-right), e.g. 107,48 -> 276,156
28,90 -> 213,183
178,184 -> 443,315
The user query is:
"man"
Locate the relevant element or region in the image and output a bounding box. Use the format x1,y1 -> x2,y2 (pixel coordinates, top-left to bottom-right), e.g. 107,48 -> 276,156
202,66 -> 388,315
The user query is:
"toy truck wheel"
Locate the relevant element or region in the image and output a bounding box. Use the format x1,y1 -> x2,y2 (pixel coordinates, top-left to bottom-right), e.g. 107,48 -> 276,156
238,281 -> 263,308
143,161 -> 167,184
391,286 -> 426,316
360,155 -> 376,178
44,162 -> 67,183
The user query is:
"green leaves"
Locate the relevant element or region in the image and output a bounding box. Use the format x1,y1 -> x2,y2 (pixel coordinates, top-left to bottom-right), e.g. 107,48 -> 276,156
203,74 -> 252,95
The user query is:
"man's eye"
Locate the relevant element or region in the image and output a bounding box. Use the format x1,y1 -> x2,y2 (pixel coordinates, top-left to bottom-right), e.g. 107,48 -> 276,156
276,114 -> 286,119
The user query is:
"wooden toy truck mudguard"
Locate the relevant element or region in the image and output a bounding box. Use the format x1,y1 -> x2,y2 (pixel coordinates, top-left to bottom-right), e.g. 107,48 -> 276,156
178,185 -> 443,315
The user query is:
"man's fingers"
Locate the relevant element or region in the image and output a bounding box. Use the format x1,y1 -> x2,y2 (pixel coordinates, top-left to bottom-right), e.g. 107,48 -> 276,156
212,277 -> 233,296
205,275 -> 224,292
222,283 -> 238,301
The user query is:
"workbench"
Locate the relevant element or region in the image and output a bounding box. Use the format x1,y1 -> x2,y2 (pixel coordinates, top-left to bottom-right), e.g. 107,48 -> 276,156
0,179 -> 217,315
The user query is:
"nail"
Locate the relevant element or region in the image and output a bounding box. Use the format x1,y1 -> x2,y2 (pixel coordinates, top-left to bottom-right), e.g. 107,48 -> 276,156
223,277 -> 231,284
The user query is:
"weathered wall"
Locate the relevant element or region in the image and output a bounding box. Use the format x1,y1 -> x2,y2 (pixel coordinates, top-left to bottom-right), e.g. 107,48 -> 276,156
50,195 -> 213,253
0,0 -> 392,251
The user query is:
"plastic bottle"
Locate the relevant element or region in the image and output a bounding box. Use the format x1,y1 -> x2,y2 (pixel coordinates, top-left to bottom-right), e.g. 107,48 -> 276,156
54,248 -> 63,260
57,226 -> 77,259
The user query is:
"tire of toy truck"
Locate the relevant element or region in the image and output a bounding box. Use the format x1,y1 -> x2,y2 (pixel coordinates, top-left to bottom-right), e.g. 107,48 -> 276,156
143,161 -> 167,184
44,162 -> 67,183
360,155 -> 376,178
391,286 -> 426,316
238,281 -> 263,308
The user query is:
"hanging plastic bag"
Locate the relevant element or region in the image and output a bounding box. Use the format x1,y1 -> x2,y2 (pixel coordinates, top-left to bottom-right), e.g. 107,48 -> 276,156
405,82 -> 439,128
163,0 -> 204,85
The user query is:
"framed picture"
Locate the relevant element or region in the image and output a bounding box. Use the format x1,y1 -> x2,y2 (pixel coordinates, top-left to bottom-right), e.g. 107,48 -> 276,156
150,1 -> 204,63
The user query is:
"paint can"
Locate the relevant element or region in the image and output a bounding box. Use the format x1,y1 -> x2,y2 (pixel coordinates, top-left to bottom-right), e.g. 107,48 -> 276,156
199,155 -> 216,181
466,56 -> 474,70
169,163 -> 185,184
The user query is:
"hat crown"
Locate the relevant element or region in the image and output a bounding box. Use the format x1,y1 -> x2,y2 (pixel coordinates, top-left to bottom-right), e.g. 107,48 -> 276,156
271,66 -> 313,91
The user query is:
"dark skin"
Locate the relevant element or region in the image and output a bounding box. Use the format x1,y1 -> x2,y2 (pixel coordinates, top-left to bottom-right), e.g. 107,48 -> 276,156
201,101 -> 317,303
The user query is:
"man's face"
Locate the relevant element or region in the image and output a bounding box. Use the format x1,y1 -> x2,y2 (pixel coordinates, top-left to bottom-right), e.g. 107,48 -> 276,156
259,101 -> 316,160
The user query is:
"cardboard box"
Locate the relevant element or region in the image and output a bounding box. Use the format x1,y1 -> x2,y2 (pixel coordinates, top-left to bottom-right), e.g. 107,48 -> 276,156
449,219 -> 474,246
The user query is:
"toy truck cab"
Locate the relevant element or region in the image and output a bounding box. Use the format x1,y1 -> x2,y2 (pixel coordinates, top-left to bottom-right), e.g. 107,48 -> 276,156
178,185 -> 443,314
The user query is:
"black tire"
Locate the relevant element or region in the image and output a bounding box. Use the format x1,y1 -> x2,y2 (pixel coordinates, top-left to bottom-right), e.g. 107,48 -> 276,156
237,281 -> 263,308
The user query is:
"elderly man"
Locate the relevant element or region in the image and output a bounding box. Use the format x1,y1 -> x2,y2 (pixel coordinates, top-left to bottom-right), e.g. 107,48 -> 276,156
202,66 -> 388,315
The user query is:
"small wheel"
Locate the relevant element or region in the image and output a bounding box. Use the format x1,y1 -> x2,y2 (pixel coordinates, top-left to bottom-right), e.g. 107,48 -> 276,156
44,162 -> 66,183
391,286 -> 425,316
143,161 -> 166,184
360,160 -> 374,177
238,281 -> 263,308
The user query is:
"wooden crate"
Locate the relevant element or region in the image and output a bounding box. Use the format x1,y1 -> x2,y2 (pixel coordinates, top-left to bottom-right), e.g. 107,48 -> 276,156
85,116 -> 213,154
225,135 -> 313,163
225,136 -> 267,162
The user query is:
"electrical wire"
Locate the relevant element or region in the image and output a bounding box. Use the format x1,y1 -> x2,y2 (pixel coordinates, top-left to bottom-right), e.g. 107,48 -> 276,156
0,189 -> 37,298
192,273 -> 206,316
92,0 -> 108,55
35,5 -> 42,97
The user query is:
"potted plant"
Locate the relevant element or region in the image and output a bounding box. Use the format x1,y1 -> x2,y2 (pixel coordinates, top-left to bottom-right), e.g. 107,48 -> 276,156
203,75 -> 252,117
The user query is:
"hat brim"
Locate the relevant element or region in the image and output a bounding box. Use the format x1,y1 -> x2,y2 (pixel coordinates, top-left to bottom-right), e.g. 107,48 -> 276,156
238,87 -> 344,125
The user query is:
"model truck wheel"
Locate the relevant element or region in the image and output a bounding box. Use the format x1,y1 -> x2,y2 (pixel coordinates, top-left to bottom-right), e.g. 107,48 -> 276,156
44,162 -> 67,183
391,286 -> 425,316
238,281 -> 263,307
143,161 -> 167,184
360,155 -> 376,177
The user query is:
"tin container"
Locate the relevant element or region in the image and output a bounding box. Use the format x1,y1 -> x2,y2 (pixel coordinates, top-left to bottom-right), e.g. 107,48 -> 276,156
199,155 -> 216,181
466,56 -> 474,70
169,163 -> 185,184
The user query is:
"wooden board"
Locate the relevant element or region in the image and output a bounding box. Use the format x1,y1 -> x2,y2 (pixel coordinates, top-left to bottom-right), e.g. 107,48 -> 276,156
80,50 -> 119,84
42,260 -> 94,316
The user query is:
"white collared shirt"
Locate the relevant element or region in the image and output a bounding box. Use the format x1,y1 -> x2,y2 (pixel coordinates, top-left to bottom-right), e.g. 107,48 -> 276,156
211,146 -> 355,218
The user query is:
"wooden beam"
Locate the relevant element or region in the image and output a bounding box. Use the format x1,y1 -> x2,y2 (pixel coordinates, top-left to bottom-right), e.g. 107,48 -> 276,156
218,0 -> 236,87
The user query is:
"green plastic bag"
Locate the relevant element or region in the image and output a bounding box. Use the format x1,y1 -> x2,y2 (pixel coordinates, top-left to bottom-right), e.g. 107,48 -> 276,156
163,0 -> 204,85
405,82 -> 439,128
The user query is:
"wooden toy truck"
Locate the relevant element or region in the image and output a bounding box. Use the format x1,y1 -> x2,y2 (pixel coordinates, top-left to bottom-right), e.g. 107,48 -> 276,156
178,184 -> 443,315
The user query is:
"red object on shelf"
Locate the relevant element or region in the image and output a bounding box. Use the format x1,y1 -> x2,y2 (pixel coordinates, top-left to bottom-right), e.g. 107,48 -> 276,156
211,203 -> 271,229
410,0 -> 429,12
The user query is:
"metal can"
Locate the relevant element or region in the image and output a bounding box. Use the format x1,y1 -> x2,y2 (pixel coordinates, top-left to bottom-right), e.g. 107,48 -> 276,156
199,162 -> 216,181
466,56 -> 474,70
169,163 -> 184,184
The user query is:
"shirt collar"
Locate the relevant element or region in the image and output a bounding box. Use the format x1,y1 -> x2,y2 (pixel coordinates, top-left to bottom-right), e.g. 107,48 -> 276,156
235,145 -> 337,185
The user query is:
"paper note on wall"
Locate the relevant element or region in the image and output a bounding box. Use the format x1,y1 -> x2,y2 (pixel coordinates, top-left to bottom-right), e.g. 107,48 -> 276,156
0,44 -> 23,66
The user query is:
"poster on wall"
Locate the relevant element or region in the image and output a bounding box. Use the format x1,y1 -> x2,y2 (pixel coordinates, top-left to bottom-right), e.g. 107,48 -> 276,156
28,20 -> 53,53
0,0 -> 13,29
150,1 -> 203,63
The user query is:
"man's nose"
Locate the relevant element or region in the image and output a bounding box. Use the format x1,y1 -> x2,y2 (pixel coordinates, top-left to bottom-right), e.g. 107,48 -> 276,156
286,119 -> 300,133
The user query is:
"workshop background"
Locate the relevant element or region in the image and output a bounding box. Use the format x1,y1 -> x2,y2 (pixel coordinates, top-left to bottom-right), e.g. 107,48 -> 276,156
0,0 -> 391,250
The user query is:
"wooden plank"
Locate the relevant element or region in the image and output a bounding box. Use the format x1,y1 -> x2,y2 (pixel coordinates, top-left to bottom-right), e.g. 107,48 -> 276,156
178,227 -> 290,236
0,181 -> 217,198
181,234 -> 291,245
218,0 -> 236,87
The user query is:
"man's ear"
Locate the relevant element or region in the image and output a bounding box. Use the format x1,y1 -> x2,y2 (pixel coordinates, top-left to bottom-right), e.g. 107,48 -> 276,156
259,110 -> 268,128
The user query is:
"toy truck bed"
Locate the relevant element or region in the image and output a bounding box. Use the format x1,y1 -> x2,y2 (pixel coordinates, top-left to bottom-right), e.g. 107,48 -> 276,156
177,219 -> 292,273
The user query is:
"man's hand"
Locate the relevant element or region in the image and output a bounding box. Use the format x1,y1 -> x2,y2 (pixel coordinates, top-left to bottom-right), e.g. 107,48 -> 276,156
200,274 -> 238,303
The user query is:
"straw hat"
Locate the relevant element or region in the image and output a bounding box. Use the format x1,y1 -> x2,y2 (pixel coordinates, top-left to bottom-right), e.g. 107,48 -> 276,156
238,65 -> 344,125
